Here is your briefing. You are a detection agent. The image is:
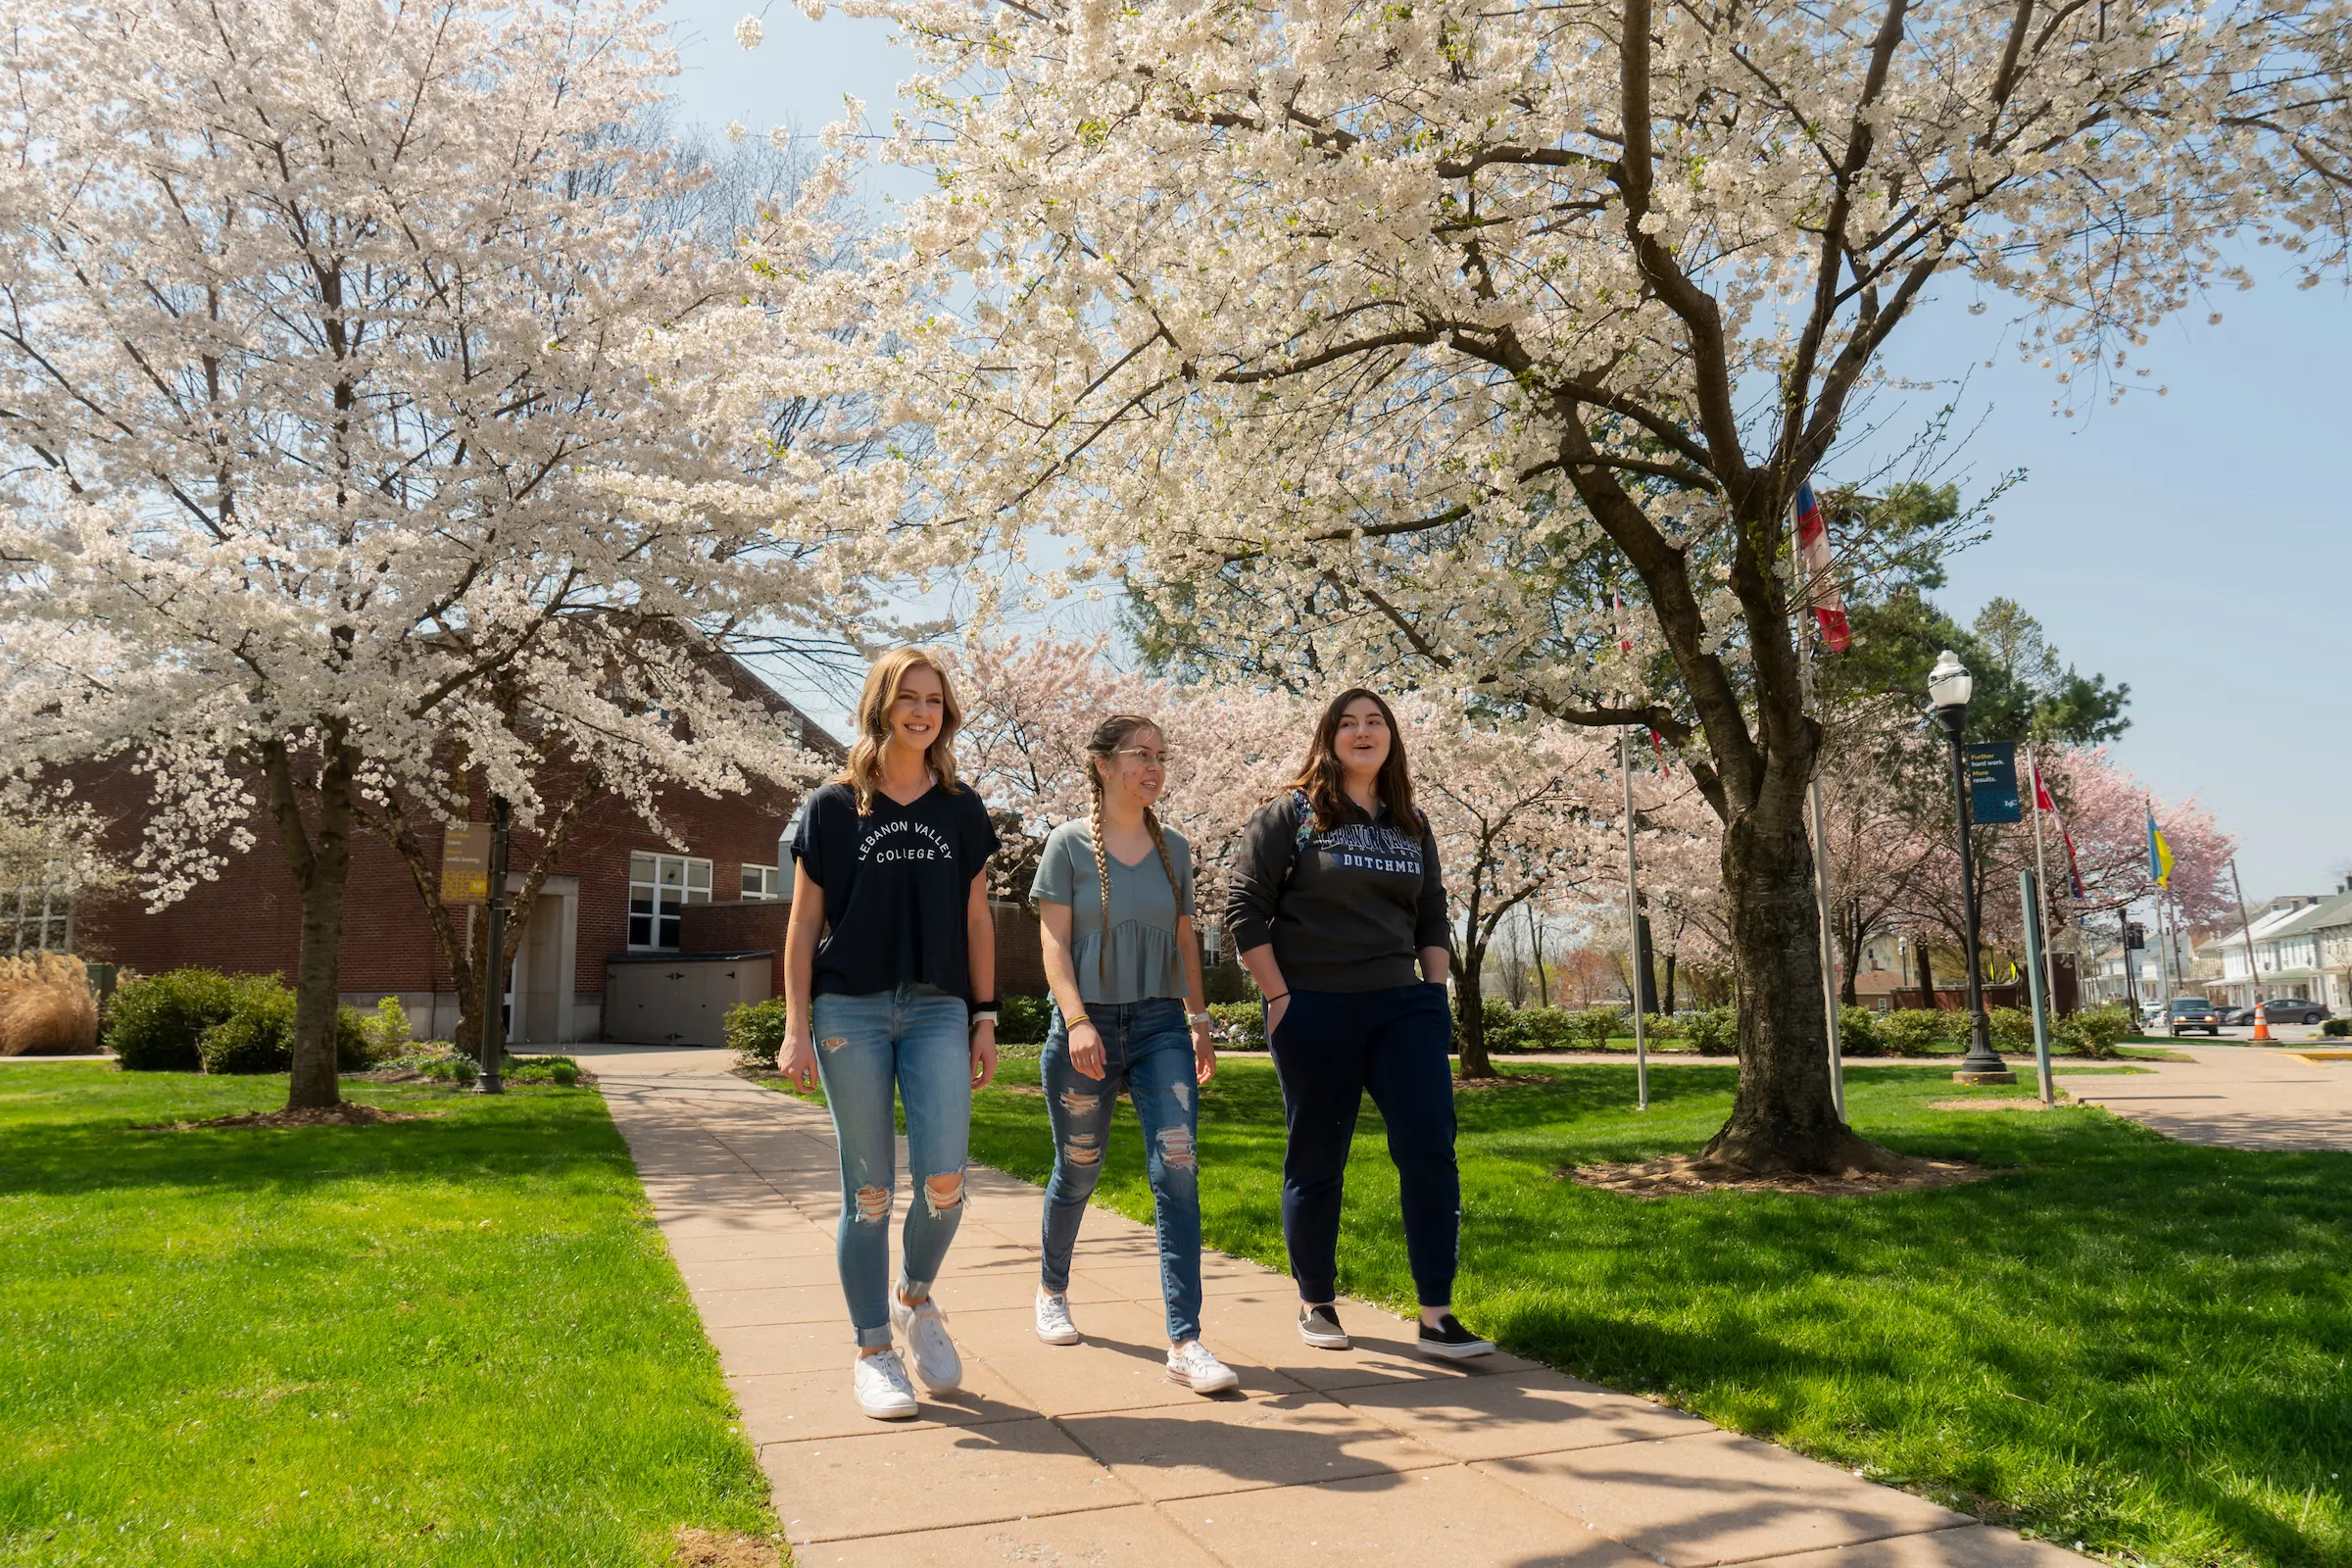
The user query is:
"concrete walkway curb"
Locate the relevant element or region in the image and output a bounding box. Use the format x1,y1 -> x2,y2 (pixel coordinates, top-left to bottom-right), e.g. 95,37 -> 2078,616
590,1046 -> 2092,1568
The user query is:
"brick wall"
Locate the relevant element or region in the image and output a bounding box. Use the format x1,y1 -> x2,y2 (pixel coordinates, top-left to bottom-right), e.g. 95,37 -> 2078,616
69,759 -> 806,1004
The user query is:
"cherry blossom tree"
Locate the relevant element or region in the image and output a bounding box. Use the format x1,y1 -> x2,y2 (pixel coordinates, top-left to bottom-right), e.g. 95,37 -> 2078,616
802,0 -> 2351,1168
1402,701 -> 1617,1075
0,0 -> 878,1107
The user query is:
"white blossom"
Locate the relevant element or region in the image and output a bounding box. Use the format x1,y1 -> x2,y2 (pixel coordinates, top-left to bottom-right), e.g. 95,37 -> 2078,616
733,13 -> 762,48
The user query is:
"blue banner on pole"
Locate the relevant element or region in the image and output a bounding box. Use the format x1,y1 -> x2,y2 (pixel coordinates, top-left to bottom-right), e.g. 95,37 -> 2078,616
1966,741 -> 2022,824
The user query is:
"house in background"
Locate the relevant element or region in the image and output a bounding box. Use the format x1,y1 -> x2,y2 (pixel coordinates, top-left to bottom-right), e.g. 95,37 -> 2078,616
48,659 -> 843,1047
2203,882 -> 2352,1011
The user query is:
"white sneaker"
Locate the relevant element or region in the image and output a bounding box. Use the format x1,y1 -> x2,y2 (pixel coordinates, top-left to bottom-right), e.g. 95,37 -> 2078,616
1035,1290 -> 1081,1346
1166,1340 -> 1241,1395
891,1291 -> 963,1394
852,1349 -> 917,1420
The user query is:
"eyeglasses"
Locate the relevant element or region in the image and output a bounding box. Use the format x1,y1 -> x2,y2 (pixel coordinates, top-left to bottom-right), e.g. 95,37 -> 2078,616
1112,747 -> 1174,765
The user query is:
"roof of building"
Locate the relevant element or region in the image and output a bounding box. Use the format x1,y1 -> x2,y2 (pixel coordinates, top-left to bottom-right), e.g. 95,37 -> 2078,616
2263,889 -> 2352,941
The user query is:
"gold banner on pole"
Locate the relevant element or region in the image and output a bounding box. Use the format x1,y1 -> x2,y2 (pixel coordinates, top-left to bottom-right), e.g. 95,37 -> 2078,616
441,823 -> 491,906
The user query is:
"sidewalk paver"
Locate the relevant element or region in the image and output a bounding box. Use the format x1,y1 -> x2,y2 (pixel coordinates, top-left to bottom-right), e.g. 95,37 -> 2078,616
585,1043 -> 2090,1567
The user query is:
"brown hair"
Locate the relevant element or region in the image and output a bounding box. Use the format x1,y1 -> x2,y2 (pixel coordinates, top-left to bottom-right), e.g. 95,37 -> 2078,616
1287,687 -> 1417,831
840,647 -> 965,814
1084,715 -> 1181,985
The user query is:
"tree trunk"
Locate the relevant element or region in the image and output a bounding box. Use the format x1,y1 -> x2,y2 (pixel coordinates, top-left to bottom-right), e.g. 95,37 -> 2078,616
1454,938 -> 1492,1078
1699,787 -> 1890,1174
1917,942 -> 1936,1007
259,733 -> 358,1110
1661,952 -> 1678,1014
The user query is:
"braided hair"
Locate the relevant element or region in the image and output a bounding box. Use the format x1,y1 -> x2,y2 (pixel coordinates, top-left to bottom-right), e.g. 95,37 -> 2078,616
1084,715 -> 1182,985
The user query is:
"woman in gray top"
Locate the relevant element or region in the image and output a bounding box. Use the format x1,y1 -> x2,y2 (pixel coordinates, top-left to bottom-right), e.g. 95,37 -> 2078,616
1029,713 -> 1237,1395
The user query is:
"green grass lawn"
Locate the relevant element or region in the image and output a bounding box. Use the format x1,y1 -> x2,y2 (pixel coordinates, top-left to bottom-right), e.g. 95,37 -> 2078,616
0,1066 -> 773,1568
961,1054 -> 2350,1568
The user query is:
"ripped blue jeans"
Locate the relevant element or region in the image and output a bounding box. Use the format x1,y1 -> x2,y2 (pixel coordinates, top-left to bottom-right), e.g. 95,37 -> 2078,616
811,983 -> 972,1349
1039,998 -> 1203,1344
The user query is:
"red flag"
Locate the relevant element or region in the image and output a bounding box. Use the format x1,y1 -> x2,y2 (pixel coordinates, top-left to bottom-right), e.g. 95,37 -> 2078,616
1648,727 -> 1670,774
2032,756 -> 2086,899
1790,480 -> 1853,653
1613,590 -> 1633,655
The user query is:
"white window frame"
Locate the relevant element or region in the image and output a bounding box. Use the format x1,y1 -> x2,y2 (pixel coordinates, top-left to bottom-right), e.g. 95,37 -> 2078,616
627,853 -> 712,950
741,863 -> 784,902
3,858 -> 73,956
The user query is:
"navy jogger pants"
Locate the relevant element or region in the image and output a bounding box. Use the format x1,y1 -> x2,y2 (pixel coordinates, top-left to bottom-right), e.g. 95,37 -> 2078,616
1266,982 -> 1461,1307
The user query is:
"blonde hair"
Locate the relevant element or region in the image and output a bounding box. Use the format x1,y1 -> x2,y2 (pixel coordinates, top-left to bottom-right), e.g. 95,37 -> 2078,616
841,647 -> 966,813
1085,715 -> 1180,985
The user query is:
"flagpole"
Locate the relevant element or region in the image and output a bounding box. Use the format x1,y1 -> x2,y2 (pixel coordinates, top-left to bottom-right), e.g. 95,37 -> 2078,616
1620,726 -> 1649,1111
2027,745 -> 2061,1016
2147,798 -> 2175,1033
1788,496 -> 1845,1121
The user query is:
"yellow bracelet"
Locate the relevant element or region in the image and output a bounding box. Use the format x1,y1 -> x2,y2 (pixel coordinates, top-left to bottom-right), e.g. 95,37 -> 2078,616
1065,1013 -> 1092,1031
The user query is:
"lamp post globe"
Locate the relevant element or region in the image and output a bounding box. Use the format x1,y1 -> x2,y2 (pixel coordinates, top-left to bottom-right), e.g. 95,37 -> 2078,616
1927,650 -> 2015,1083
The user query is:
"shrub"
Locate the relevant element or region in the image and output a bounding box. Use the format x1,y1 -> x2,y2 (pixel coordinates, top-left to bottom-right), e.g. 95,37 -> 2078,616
1573,1005 -> 1622,1050
197,987 -> 296,1074
2055,1004 -> 2132,1059
1838,1005 -> 1885,1057
1881,1008 -> 1950,1056
382,1041 -> 475,1082
507,1054 -> 580,1086
107,967 -> 247,1071
0,952 -> 100,1055
724,998 -> 792,1070
997,995 -> 1052,1046
1987,1005 -> 2036,1052
2323,1018 -> 2349,1038
187,981 -> 368,1075
1643,1012 -> 1685,1042
1685,1005 -> 1738,1055
1475,998 -> 1529,1054
359,996 -> 414,1061
1210,1001 -> 1265,1049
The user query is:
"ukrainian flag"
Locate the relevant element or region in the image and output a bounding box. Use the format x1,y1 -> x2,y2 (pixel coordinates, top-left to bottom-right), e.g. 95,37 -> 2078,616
2145,804 -> 2173,889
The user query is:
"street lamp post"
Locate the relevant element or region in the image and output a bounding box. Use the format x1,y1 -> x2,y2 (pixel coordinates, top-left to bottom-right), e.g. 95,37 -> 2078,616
1928,651 -> 2017,1084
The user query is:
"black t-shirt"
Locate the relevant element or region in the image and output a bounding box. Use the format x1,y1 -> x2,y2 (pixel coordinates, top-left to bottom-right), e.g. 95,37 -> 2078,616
790,778 -> 1000,1002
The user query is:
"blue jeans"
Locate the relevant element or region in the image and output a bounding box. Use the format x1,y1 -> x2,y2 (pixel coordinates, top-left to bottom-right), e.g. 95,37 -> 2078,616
811,983 -> 973,1349
1039,998 -> 1203,1344
1268,983 -> 1460,1307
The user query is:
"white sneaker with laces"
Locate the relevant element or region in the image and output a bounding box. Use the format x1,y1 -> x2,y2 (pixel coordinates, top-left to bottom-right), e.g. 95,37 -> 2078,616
891,1291 -> 963,1394
1166,1340 -> 1241,1395
1035,1290 -> 1081,1346
852,1349 -> 918,1420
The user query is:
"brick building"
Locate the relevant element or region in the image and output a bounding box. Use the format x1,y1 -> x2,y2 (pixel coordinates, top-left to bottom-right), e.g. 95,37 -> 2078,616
62,664 -> 844,1046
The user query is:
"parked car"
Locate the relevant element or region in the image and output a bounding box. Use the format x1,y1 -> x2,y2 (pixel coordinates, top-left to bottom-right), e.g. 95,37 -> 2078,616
2213,1004 -> 2256,1027
2255,999 -> 2331,1026
2159,998 -> 2223,1036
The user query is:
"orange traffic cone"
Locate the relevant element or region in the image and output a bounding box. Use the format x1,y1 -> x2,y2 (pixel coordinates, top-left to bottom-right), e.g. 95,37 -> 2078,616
2250,1001 -> 2272,1042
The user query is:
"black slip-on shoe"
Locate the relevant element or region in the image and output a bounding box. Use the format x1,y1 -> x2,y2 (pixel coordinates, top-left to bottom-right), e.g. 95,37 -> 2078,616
1298,1303 -> 1351,1350
1417,1312 -> 1495,1359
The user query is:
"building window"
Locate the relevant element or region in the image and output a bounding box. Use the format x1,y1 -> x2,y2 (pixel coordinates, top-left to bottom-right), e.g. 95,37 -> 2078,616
741,863 -> 784,901
3,857 -> 73,956
628,854 -> 711,950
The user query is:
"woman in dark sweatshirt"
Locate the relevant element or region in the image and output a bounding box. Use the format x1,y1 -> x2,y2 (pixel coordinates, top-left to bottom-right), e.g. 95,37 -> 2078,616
1224,688 -> 1493,1359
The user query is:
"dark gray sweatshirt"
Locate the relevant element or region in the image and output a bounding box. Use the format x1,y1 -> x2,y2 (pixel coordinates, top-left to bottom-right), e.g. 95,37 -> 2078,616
1223,793 -> 1452,993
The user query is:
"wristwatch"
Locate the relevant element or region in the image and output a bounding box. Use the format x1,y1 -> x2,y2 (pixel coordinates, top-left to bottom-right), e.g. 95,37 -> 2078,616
1187,1010 -> 1213,1027
969,1004 -> 1000,1028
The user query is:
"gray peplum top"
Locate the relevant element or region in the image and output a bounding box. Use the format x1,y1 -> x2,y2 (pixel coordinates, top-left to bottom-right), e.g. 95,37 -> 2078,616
1030,820 -> 1196,1004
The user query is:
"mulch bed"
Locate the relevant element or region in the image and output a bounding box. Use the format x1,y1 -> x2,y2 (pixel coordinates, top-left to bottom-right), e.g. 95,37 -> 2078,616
1562,1152 -> 1993,1199
1927,1096 -> 2071,1112
140,1102 -> 430,1132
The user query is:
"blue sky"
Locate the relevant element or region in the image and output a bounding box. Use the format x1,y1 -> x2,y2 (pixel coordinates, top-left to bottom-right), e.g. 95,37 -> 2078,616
665,1 -> 2352,900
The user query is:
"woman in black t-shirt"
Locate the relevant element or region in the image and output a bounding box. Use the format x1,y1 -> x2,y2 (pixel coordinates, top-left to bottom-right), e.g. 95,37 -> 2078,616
782,647 -> 1000,1421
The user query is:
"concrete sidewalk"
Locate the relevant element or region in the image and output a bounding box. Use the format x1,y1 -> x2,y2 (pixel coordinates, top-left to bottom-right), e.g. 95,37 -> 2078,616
589,1045 -> 2086,1568
2055,1046 -> 2352,1151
